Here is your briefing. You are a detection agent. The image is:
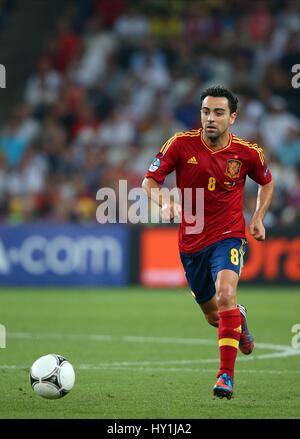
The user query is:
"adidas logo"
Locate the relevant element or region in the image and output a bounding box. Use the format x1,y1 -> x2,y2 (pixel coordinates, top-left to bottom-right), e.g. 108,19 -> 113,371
234,325 -> 242,333
187,156 -> 198,164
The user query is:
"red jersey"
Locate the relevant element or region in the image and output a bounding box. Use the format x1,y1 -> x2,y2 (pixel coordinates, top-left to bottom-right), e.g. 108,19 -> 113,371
145,128 -> 272,254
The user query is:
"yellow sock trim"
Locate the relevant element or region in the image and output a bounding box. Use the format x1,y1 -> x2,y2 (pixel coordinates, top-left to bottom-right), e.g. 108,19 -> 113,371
219,338 -> 239,349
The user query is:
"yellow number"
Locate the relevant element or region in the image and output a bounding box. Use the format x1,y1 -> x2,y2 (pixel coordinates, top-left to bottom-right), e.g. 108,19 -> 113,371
208,177 -> 216,191
231,248 -> 239,266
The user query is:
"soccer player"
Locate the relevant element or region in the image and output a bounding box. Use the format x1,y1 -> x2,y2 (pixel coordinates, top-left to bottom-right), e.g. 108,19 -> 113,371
142,86 -> 274,399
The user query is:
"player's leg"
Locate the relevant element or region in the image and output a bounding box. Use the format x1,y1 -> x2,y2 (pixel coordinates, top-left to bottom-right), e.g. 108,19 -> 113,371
180,245 -> 218,323
193,268 -> 238,399
214,239 -> 254,355
197,271 -> 253,353
198,295 -> 219,328
181,243 -> 240,399
237,303 -> 254,355
180,245 -> 225,333
213,269 -> 240,399
215,268 -> 239,310
210,238 -> 247,399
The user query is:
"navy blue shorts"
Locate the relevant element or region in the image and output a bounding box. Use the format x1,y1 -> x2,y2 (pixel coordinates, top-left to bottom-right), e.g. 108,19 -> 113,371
180,238 -> 247,304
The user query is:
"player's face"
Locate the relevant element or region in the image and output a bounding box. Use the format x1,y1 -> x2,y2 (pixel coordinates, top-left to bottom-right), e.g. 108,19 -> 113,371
201,96 -> 237,140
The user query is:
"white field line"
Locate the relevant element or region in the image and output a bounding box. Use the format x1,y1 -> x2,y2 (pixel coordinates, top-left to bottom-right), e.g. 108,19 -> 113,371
0,364 -> 300,375
8,332 -> 113,342
4,332 -> 300,371
7,332 -> 293,351
78,348 -> 300,368
78,366 -> 300,374
123,336 -> 215,346
79,349 -> 300,368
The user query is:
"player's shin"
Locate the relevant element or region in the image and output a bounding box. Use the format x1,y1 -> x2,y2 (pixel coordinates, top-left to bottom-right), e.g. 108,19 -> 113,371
217,307 -> 241,379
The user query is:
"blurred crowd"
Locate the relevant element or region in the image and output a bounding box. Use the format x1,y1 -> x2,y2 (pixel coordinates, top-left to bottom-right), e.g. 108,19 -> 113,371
0,0 -> 300,226
0,0 -> 15,30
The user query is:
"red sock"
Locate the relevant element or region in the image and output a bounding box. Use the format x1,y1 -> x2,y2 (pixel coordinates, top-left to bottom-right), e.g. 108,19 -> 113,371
217,308 -> 241,379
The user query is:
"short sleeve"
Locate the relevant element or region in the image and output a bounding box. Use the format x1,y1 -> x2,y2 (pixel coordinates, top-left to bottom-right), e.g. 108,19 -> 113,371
144,136 -> 178,185
247,144 -> 272,185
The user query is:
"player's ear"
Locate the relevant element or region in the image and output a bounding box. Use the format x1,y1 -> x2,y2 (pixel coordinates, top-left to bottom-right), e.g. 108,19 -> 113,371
229,111 -> 237,125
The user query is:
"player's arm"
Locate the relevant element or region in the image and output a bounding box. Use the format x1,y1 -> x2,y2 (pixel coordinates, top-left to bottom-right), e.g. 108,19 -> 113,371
247,145 -> 274,241
142,138 -> 181,221
142,177 -> 181,220
249,180 -> 274,241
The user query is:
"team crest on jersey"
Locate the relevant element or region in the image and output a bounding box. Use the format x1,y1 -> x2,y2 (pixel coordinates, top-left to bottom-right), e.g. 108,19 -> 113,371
225,159 -> 242,178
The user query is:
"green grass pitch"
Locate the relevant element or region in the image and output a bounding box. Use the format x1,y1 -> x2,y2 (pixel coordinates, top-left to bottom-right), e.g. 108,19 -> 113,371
0,286 -> 300,419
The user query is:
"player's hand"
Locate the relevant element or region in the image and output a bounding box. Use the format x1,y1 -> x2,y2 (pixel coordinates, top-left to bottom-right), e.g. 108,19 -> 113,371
161,202 -> 181,221
249,215 -> 265,241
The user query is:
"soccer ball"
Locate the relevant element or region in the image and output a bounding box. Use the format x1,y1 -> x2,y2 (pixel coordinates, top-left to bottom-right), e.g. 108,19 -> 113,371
29,354 -> 75,399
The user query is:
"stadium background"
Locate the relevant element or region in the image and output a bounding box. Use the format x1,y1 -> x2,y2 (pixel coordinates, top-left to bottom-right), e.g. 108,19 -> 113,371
0,0 -> 300,422
0,0 -> 299,287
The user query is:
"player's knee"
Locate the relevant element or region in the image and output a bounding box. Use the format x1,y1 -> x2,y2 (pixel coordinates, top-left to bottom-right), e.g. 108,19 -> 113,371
216,284 -> 235,309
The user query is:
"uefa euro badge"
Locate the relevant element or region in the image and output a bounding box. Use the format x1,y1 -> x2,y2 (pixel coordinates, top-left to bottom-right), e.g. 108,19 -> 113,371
149,158 -> 161,172
225,159 -> 242,178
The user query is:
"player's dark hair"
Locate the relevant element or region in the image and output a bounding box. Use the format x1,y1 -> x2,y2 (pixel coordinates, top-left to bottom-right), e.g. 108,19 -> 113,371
200,86 -> 238,114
